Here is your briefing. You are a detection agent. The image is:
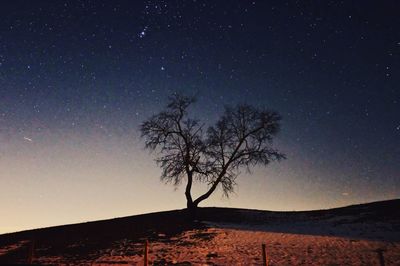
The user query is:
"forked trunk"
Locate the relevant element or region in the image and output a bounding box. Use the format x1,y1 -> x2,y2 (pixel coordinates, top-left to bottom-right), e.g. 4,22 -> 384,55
186,201 -> 198,221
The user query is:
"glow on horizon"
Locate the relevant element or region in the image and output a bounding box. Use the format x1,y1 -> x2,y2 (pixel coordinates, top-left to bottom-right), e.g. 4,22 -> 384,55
1,130 -> 396,235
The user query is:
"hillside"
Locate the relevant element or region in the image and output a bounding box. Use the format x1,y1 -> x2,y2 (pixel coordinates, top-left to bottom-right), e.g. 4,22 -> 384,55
1,199 -> 399,265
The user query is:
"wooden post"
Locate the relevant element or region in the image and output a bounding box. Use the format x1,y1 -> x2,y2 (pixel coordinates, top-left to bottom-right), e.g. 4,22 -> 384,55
376,249 -> 385,266
262,243 -> 267,266
144,240 -> 148,266
27,240 -> 34,264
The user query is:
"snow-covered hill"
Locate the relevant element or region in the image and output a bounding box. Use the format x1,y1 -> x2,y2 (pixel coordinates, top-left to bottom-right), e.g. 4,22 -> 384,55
1,199 -> 399,265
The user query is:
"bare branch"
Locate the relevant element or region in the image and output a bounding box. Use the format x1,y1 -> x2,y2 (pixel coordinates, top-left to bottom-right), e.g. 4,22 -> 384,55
140,94 -> 285,209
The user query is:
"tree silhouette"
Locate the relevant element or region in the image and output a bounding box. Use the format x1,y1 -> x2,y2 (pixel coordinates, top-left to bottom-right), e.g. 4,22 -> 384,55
140,94 -> 285,216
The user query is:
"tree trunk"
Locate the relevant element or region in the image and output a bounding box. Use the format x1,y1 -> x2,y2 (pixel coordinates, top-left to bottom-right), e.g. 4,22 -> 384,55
193,169 -> 226,208
186,200 -> 198,221
184,171 -> 198,220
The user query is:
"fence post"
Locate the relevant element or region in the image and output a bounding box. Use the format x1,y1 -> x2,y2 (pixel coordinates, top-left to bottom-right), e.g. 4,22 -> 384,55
27,240 -> 34,264
376,249 -> 385,266
262,243 -> 267,266
144,240 -> 148,266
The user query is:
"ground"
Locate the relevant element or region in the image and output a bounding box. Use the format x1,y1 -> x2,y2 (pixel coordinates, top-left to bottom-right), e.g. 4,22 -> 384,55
91,226 -> 400,265
1,199 -> 399,265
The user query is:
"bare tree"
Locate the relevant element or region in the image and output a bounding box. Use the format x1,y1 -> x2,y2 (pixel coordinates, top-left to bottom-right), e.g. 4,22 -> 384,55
141,94 -> 285,216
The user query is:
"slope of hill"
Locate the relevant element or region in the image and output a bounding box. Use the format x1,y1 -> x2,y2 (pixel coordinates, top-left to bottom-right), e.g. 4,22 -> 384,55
1,199 -> 399,265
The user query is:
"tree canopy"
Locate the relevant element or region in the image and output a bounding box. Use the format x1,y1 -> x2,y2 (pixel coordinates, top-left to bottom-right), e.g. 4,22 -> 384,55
141,94 -> 285,212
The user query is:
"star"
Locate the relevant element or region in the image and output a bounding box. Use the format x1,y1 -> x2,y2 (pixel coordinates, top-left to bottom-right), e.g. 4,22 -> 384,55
139,26 -> 148,38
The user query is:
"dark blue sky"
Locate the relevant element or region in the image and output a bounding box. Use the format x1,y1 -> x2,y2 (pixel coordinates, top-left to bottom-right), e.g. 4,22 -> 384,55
0,0 -> 399,232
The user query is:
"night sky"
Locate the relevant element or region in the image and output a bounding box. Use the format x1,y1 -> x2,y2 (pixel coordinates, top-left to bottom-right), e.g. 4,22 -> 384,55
1,1 -> 399,234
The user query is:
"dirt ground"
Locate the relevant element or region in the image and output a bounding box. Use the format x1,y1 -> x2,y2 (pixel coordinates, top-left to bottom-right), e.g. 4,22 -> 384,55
25,226 -> 399,265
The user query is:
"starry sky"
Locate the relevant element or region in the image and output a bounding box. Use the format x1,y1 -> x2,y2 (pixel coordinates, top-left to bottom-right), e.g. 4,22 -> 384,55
0,1 -> 399,234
